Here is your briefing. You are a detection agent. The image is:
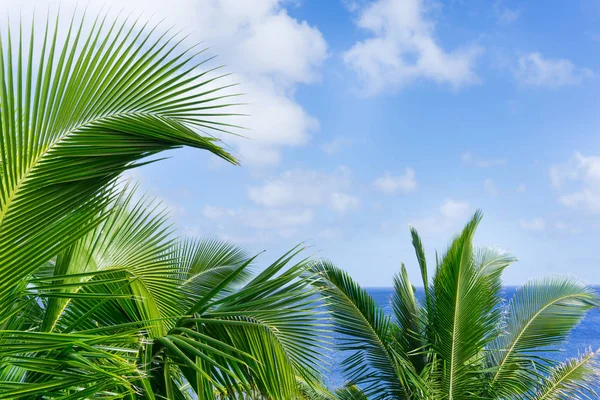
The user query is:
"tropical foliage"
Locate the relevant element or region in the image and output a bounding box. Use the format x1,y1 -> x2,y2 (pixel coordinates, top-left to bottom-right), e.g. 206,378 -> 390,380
0,10 -> 327,399
311,212 -> 600,400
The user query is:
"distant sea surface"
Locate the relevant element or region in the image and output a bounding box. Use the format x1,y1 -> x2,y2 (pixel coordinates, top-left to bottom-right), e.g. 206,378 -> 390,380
325,287 -> 600,389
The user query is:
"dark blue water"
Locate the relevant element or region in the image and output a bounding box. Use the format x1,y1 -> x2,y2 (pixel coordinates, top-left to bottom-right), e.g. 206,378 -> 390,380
326,287 -> 600,389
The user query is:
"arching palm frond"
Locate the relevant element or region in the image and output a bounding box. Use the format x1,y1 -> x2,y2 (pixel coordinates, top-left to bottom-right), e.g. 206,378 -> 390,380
2,185 -> 329,399
488,278 -> 599,398
531,349 -> 600,400
0,9 -> 239,320
310,260 -> 413,400
318,212 -> 599,399
429,211 -> 504,399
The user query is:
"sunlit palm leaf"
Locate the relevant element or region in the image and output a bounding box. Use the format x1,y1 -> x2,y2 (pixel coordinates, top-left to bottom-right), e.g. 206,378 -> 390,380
310,259 -> 411,399
488,278 -> 599,398
0,9 -> 239,318
531,349 -> 600,400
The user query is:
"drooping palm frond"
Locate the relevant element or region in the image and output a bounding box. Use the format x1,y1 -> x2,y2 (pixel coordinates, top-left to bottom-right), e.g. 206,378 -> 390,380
176,237 -> 252,304
0,9 -> 240,319
0,179 -> 328,398
0,330 -> 141,399
488,277 -> 599,398
310,260 -> 413,399
530,349 -> 600,400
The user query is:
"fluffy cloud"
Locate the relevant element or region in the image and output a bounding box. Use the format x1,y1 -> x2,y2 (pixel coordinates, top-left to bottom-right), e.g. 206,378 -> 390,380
410,199 -> 473,234
461,152 -> 507,168
8,0 -> 327,167
373,168 -> 417,194
344,0 -> 481,95
514,53 -> 593,88
550,152 -> 600,213
246,166 -> 358,212
330,192 -> 361,214
496,8 -> 520,25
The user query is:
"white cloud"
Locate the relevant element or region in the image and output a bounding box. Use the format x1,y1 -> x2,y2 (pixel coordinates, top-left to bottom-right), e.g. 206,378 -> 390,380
410,199 -> 473,235
8,0 -> 327,167
461,151 -> 507,168
514,53 -> 593,88
343,0 -> 481,95
551,152 -> 600,213
330,192 -> 360,214
497,8 -> 520,25
247,166 -> 357,212
484,178 -> 498,196
373,168 -> 417,194
519,218 -> 545,231
439,199 -> 472,220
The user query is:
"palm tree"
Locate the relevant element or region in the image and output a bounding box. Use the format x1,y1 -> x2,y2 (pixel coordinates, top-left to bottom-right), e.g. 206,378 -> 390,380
311,212 -> 600,399
0,185 -> 327,398
0,9 -> 328,399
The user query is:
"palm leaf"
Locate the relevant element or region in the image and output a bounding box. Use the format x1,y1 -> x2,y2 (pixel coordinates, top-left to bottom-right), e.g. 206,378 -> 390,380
488,278 -> 599,397
430,211 -> 503,399
310,259 -> 412,399
0,9 -> 239,317
531,350 -> 600,400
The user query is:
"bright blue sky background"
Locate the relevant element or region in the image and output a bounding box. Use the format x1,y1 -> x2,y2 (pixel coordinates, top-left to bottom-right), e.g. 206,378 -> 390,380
12,0 -> 600,286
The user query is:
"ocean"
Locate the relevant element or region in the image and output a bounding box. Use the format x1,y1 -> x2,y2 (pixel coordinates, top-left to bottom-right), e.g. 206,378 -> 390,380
325,287 -> 600,390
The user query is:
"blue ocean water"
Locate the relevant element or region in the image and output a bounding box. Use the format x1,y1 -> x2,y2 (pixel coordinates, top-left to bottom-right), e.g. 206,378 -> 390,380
325,287 -> 600,389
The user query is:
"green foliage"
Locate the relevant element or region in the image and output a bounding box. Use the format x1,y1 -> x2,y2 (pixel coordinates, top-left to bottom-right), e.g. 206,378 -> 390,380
312,212 -> 600,399
0,9 -> 328,399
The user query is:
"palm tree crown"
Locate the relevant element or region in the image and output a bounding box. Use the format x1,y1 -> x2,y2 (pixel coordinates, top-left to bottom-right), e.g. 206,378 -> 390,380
312,212 -> 600,400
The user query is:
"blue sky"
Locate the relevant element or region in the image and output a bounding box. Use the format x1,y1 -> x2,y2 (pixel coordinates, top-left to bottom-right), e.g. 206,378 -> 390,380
11,0 -> 600,286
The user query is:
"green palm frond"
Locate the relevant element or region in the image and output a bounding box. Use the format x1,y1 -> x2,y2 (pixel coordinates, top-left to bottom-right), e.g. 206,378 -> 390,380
334,385 -> 370,400
177,237 -> 252,304
0,330 -> 140,399
310,259 -> 412,399
392,263 -> 426,372
531,350 -> 600,400
430,211 -> 503,399
488,277 -> 599,397
0,9 -> 239,316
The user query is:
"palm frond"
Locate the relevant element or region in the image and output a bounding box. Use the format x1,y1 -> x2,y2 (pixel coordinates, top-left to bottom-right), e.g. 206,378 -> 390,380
310,259 -> 412,399
392,263 -> 426,372
0,9 -> 239,314
531,349 -> 600,400
488,277 -> 599,397
430,211 -> 503,399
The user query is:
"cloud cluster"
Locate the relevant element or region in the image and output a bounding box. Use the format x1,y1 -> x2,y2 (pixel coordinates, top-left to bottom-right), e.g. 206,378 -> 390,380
551,152 -> 600,213
202,166 -> 361,242
247,166 -> 356,211
343,0 -> 482,95
373,168 -> 417,194
514,53 -> 593,88
409,199 -> 473,235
